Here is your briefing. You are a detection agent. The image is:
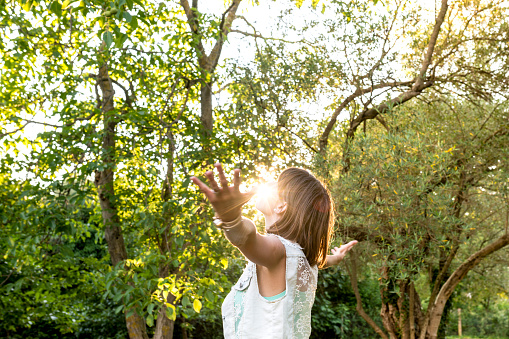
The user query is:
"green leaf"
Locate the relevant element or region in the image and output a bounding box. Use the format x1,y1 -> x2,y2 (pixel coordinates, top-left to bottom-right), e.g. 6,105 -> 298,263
165,304 -> 176,321
205,290 -> 214,302
193,299 -> 202,313
220,258 -> 228,269
115,33 -> 128,48
115,305 -> 124,314
62,0 -> 71,9
146,313 -> 154,327
50,1 -> 62,17
123,11 -> 132,23
130,16 -> 138,30
22,0 -> 33,11
103,31 -> 113,49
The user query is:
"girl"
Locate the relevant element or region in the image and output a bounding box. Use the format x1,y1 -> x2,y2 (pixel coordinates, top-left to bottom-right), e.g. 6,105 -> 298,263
191,164 -> 357,338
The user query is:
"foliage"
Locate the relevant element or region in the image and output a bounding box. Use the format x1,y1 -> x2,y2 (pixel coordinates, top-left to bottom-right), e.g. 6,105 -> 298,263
446,254 -> 509,339
311,266 -> 382,338
447,298 -> 509,338
327,95 -> 508,336
0,170 -> 127,337
1,0 -> 509,338
0,0 -> 244,336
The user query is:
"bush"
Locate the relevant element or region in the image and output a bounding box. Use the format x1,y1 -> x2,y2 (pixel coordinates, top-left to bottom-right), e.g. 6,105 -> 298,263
446,298 -> 509,338
311,266 -> 382,338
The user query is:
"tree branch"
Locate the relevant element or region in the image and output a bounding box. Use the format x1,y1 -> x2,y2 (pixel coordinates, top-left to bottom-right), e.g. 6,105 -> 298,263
170,84 -> 191,128
375,114 -> 390,131
319,80 -> 413,152
425,243 -> 460,320
347,81 -> 433,140
347,250 -> 390,339
321,0 -> 449,167
180,0 -> 206,56
0,121 -> 30,139
230,29 -> 314,46
425,233 -> 509,339
414,0 -> 449,89
208,0 -> 242,72
0,269 -> 14,287
19,118 -> 62,128
284,127 -> 318,153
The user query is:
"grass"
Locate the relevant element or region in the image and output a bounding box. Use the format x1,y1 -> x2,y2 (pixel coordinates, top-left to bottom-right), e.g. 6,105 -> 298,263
446,336 -> 507,339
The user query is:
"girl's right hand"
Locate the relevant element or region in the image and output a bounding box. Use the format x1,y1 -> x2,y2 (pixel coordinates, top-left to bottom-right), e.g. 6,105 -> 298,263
190,163 -> 257,222
326,240 -> 358,267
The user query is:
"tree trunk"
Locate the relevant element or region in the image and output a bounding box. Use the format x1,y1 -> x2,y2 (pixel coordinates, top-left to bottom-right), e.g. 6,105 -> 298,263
426,233 -> 509,339
152,262 -> 176,339
348,253 -> 390,339
95,62 -> 149,339
126,312 -> 150,339
200,81 -> 213,134
457,309 -> 462,337
152,263 -> 177,339
378,279 -> 426,339
153,307 -> 176,339
180,0 -> 242,135
409,282 -> 415,339
153,133 -> 177,339
380,302 -> 399,339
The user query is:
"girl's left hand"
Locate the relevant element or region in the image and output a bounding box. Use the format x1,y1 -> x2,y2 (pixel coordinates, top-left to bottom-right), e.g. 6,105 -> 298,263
327,240 -> 358,266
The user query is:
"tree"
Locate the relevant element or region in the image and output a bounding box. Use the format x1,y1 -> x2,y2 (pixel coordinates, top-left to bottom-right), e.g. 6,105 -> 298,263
2,0 -> 508,338
0,167 -> 129,337
223,0 -> 509,338
0,0 -> 250,338
332,96 -> 508,339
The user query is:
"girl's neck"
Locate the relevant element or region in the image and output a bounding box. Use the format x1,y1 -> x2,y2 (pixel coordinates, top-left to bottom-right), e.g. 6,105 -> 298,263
264,213 -> 281,231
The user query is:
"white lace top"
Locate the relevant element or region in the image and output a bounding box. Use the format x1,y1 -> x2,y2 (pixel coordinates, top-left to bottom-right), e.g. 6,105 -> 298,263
221,235 -> 318,338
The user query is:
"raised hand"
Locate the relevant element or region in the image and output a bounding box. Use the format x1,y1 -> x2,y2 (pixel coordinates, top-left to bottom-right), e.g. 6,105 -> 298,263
190,163 -> 257,222
326,240 -> 358,267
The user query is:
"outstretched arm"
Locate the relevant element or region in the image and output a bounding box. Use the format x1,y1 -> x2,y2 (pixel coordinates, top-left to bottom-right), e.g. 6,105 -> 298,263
191,163 -> 285,269
325,240 -> 358,267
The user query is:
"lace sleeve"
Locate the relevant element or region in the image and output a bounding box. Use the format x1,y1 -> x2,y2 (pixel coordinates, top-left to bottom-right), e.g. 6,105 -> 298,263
293,257 -> 318,338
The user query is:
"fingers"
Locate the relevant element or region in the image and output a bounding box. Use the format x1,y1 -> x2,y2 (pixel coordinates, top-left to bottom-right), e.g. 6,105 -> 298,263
233,169 -> 241,192
204,170 -> 220,192
337,241 -> 357,255
190,176 -> 215,200
215,163 -> 229,189
332,240 -> 359,256
345,240 -> 358,251
344,240 -> 358,251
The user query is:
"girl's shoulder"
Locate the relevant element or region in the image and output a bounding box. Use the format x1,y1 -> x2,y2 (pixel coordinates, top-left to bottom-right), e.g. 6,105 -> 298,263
268,234 -> 305,256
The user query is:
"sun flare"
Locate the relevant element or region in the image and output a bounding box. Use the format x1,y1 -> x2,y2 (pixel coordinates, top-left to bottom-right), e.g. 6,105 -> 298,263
239,166 -> 278,195
256,183 -> 273,200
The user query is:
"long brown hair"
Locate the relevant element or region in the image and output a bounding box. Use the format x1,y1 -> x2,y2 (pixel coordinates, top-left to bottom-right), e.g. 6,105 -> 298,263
267,168 -> 334,268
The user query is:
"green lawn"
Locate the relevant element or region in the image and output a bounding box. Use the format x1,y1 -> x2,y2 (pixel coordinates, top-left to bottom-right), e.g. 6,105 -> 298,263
447,336 -> 507,339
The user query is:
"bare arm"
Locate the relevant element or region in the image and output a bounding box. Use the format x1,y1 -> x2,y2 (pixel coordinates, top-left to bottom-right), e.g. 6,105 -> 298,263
231,218 -> 285,268
191,163 -> 285,269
